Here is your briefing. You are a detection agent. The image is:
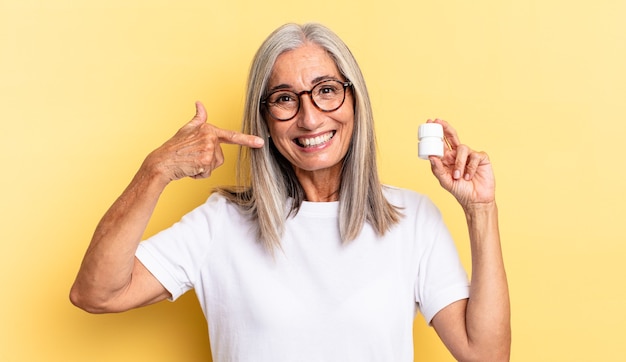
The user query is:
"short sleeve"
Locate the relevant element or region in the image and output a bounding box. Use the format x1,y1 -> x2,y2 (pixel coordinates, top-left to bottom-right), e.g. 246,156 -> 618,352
135,196 -> 217,301
414,198 -> 470,325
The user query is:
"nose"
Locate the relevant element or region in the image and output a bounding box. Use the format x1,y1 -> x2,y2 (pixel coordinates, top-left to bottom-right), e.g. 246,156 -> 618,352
296,94 -> 324,130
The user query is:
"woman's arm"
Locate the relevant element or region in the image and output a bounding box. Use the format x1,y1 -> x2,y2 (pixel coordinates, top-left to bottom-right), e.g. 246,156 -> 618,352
69,164 -> 172,313
69,102 -> 264,313
427,119 -> 511,361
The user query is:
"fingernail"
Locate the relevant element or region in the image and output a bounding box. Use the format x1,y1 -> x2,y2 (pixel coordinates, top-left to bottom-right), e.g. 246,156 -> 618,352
454,170 -> 461,179
464,173 -> 471,180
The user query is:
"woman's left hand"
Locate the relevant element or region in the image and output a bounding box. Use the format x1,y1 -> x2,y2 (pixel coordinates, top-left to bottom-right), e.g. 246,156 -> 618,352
427,119 -> 495,209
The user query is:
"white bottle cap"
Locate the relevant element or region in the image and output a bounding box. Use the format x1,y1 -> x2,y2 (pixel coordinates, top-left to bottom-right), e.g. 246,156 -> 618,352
418,123 -> 444,159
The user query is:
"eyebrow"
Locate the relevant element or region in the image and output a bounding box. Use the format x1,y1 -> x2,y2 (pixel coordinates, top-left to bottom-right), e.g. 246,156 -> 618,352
267,75 -> 340,93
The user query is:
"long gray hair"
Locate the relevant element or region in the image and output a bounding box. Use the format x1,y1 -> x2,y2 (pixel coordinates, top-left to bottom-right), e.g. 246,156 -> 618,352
216,23 -> 401,251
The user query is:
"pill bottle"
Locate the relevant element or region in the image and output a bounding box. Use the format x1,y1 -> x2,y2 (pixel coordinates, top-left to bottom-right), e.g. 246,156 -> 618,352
418,123 -> 444,159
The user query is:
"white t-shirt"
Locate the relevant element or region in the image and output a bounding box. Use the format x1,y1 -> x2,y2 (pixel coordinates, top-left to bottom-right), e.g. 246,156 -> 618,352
136,186 -> 469,362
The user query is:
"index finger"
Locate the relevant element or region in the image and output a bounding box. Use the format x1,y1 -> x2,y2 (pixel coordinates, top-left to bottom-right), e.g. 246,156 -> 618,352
216,128 -> 265,148
430,118 -> 460,150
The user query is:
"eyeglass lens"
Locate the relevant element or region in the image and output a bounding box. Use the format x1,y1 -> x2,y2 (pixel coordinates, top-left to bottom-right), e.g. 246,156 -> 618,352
264,80 -> 349,121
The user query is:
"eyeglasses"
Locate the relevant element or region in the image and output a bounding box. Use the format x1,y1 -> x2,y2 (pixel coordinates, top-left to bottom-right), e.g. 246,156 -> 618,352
261,79 -> 352,121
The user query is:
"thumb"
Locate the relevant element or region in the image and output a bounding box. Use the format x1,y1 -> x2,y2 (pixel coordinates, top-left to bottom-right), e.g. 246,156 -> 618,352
187,101 -> 207,127
429,156 -> 451,188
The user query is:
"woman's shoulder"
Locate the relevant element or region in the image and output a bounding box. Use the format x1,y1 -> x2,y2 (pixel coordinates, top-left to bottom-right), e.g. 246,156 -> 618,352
382,185 -> 441,215
181,192 -> 250,223
382,185 -> 429,203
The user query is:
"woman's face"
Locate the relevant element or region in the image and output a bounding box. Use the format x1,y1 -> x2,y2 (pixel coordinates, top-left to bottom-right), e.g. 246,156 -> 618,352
265,43 -> 354,177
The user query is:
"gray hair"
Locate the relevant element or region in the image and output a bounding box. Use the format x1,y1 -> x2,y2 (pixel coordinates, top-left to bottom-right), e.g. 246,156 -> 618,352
216,23 -> 401,252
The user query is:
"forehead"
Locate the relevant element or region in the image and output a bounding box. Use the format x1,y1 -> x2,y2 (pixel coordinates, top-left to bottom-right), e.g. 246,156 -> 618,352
269,43 -> 340,87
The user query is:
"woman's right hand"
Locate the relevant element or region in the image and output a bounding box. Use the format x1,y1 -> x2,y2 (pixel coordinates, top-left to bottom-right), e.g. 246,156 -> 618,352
142,101 -> 265,185
70,102 -> 265,313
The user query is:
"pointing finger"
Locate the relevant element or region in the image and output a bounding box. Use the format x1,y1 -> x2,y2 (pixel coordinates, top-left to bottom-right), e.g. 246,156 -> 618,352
216,128 -> 265,148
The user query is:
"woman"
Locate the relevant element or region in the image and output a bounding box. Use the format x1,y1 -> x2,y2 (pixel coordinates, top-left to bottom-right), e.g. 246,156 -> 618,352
71,23 -> 510,361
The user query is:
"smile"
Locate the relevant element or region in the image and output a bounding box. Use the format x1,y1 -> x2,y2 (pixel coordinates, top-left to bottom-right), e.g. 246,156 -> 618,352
294,131 -> 336,148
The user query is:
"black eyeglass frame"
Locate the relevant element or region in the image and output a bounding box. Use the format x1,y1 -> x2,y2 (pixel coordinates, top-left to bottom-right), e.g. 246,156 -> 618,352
261,79 -> 353,121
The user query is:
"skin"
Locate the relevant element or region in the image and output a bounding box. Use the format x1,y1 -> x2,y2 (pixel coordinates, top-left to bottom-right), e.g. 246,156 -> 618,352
69,102 -> 264,312
266,43 -> 354,202
70,42 -> 510,362
427,118 -> 511,361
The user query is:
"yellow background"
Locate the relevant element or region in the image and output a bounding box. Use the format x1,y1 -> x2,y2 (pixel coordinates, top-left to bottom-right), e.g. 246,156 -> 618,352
1,0 -> 624,361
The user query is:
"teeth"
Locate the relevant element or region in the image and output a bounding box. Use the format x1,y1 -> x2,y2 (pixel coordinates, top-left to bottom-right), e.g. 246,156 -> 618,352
298,132 -> 334,147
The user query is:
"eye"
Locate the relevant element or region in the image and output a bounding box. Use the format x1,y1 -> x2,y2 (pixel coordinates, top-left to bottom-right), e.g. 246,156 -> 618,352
269,91 -> 297,105
316,83 -> 341,98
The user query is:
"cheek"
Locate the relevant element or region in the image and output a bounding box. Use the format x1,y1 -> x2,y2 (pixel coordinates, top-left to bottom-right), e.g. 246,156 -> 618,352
341,96 -> 355,124
267,121 -> 285,141
339,105 -> 355,131
267,122 -> 294,155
